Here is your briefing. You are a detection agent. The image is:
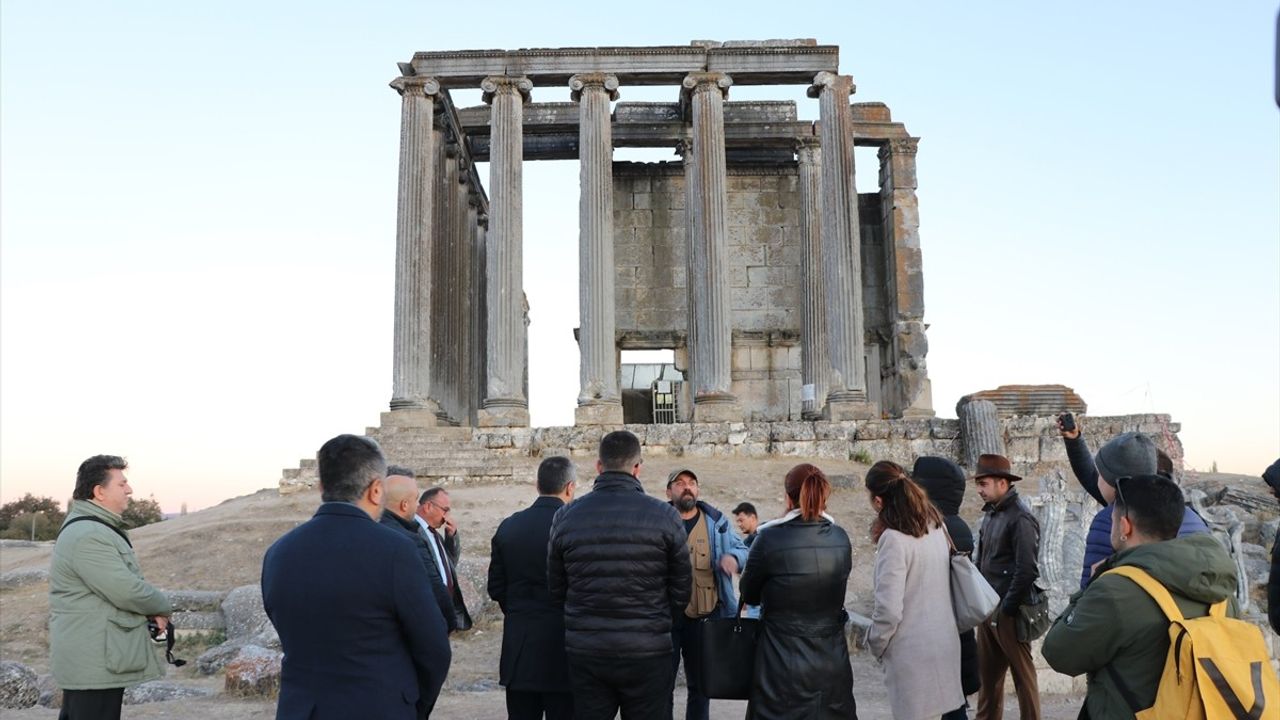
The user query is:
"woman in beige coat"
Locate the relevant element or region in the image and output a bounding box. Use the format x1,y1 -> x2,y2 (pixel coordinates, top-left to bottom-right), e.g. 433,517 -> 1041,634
865,460 -> 966,720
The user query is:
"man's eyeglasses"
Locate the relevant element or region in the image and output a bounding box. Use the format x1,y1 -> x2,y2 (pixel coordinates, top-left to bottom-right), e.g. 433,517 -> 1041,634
429,500 -> 452,514
1113,476 -> 1130,520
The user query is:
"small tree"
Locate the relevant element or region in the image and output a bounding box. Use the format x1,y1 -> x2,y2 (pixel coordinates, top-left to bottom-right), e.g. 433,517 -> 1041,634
0,494 -> 65,534
0,511 -> 62,541
122,496 -> 165,529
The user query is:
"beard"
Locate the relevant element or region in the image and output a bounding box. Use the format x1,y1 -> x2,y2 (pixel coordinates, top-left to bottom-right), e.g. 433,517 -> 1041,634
675,493 -> 697,513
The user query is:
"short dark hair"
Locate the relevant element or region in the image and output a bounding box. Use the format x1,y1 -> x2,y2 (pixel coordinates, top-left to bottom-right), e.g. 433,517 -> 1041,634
537,456 -> 576,495
74,455 -> 128,501
598,430 -> 642,472
419,486 -> 446,506
386,465 -> 415,478
731,502 -> 757,517
317,435 -> 386,503
1113,474 -> 1184,541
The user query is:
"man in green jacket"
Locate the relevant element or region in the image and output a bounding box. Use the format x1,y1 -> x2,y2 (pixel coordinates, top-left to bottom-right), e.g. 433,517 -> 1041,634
50,455 -> 173,719
1042,474 -> 1238,719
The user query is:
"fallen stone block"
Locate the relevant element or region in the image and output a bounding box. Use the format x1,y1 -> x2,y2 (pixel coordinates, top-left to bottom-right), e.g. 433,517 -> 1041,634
224,645 -> 283,698
0,661 -> 39,709
124,681 -> 215,705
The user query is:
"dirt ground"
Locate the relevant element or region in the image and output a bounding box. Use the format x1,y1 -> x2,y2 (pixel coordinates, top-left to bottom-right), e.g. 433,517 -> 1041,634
1,454 -> 1094,719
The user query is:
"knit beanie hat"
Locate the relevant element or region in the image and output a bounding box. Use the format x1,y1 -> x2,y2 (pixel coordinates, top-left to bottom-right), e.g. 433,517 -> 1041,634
1094,432 -> 1158,486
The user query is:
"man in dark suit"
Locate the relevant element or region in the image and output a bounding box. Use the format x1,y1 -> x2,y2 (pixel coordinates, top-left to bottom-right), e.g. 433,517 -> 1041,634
416,486 -> 473,632
379,465 -> 456,636
488,456 -> 577,720
262,434 -> 451,720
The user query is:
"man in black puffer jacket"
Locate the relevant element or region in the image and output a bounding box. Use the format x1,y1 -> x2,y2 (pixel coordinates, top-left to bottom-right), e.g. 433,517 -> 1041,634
548,430 -> 692,720
913,456 -> 981,717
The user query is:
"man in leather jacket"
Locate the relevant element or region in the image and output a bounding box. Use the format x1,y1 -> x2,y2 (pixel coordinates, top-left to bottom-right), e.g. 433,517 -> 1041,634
972,454 -> 1042,720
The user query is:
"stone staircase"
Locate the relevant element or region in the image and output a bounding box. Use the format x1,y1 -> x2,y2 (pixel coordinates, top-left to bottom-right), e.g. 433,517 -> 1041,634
280,424 -> 532,494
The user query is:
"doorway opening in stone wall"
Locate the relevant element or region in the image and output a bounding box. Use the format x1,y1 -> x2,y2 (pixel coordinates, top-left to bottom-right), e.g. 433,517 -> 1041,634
620,349 -> 683,424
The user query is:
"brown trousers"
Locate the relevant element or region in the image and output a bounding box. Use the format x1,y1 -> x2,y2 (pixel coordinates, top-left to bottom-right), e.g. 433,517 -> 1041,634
975,614 -> 1040,720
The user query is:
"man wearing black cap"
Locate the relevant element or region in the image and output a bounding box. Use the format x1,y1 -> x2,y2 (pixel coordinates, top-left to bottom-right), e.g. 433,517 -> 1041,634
665,468 -> 751,720
972,454 -> 1041,720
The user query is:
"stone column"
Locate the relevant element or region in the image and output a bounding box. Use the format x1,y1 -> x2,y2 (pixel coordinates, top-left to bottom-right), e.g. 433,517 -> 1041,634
570,73 -> 623,426
796,137 -> 830,420
386,75 -> 442,426
682,72 -> 742,423
477,76 -> 532,427
808,72 -> 873,420
879,137 -> 934,417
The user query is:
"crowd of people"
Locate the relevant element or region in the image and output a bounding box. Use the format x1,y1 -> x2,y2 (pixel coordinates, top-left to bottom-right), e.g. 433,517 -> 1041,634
45,421 -> 1279,720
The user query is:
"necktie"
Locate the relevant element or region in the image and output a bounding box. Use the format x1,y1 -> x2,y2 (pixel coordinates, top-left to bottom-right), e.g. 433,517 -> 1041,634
431,529 -> 454,595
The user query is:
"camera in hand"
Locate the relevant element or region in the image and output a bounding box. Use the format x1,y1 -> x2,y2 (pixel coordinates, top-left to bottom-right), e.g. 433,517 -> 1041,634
1058,412 -> 1076,432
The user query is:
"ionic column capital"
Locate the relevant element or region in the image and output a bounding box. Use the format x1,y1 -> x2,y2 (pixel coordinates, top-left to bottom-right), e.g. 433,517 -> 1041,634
681,72 -> 733,97
807,71 -> 855,99
884,137 -> 920,156
481,75 -> 533,104
389,75 -> 442,97
795,134 -> 822,156
569,73 -> 620,102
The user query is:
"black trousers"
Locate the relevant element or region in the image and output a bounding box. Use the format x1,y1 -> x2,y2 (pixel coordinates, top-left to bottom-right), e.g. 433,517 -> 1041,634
59,688 -> 124,720
669,614 -> 709,720
567,652 -> 673,720
506,689 -> 574,720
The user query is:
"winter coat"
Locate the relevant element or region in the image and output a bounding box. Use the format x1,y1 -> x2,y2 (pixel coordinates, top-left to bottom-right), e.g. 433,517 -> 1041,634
1042,534 -> 1239,720
547,471 -> 692,658
914,460 -> 980,696
739,516 -> 856,719
49,500 -> 173,690
1080,505 -> 1210,588
487,495 -> 571,692
1064,435 -> 1210,588
976,488 -> 1040,614
379,510 -> 458,633
868,526 -> 965,720
676,500 -> 751,618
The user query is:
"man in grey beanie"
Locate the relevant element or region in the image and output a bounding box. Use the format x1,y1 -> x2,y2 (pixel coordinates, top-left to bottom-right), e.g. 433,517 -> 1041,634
1057,421 -> 1208,587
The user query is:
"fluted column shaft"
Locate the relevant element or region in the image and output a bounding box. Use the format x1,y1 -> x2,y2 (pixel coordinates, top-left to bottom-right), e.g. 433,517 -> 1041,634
478,76 -> 532,427
388,75 -> 441,422
682,72 -> 739,421
571,74 -> 623,425
797,138 -> 830,419
809,72 -> 870,416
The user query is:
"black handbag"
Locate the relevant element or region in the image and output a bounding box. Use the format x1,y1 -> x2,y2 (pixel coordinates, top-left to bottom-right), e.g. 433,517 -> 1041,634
697,602 -> 758,700
1016,585 -> 1052,643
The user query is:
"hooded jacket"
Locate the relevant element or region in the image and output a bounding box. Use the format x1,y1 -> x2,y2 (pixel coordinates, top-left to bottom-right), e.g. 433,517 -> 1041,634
914,456 -> 981,697
1042,533 -> 1239,720
50,500 -> 173,690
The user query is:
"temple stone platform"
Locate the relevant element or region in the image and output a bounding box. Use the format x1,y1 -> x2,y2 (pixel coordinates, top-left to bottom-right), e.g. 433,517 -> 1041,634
279,413 -> 1182,493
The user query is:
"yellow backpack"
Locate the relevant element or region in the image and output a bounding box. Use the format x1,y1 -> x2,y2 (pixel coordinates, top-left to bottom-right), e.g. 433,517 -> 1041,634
1102,566 -> 1279,720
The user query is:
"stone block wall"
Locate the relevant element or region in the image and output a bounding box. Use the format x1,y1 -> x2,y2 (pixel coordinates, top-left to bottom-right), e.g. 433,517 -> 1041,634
612,161 -> 891,419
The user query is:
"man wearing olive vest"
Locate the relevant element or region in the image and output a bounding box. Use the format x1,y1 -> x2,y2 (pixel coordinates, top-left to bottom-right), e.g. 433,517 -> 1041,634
665,469 -> 751,720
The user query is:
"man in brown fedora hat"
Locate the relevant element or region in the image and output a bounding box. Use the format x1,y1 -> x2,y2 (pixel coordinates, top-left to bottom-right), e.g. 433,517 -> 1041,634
972,454 -> 1042,720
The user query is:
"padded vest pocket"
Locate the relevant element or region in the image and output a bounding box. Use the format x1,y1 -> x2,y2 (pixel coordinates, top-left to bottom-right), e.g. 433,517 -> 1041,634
105,612 -> 149,674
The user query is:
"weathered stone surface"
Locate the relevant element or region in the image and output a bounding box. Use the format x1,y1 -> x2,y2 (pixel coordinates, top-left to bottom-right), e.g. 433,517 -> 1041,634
958,384 -> 1087,418
124,681 -> 215,705
958,399 -> 1004,468
0,567 -> 48,590
222,584 -> 271,641
170,610 -> 225,631
223,645 -> 283,698
36,674 -> 60,708
690,423 -> 730,445
197,641 -> 245,676
165,589 -> 227,612
771,421 -> 815,442
0,661 -> 38,709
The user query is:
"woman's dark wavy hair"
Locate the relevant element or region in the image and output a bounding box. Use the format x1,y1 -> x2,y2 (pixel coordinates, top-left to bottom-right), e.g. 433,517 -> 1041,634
784,463 -> 831,521
865,460 -> 942,542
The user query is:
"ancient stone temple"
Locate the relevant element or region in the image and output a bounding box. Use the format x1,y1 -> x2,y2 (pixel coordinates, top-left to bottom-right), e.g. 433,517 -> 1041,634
384,40 -> 933,429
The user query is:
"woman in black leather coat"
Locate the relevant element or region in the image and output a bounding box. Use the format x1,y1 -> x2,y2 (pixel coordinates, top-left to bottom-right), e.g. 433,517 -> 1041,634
739,463 -> 857,719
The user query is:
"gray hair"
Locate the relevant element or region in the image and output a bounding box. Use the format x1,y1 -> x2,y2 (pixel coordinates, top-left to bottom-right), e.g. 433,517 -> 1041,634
317,435 -> 387,503
537,456 -> 576,495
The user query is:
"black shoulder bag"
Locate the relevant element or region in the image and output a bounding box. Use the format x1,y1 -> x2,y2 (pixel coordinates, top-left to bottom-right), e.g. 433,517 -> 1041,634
697,600 -> 758,700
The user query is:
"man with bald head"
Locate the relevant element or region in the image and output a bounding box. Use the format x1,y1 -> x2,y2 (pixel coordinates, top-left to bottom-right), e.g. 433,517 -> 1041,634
379,465 -> 457,636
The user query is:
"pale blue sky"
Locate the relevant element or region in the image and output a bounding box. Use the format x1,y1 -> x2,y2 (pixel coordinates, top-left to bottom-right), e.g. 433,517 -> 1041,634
3,1 -> 1277,510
